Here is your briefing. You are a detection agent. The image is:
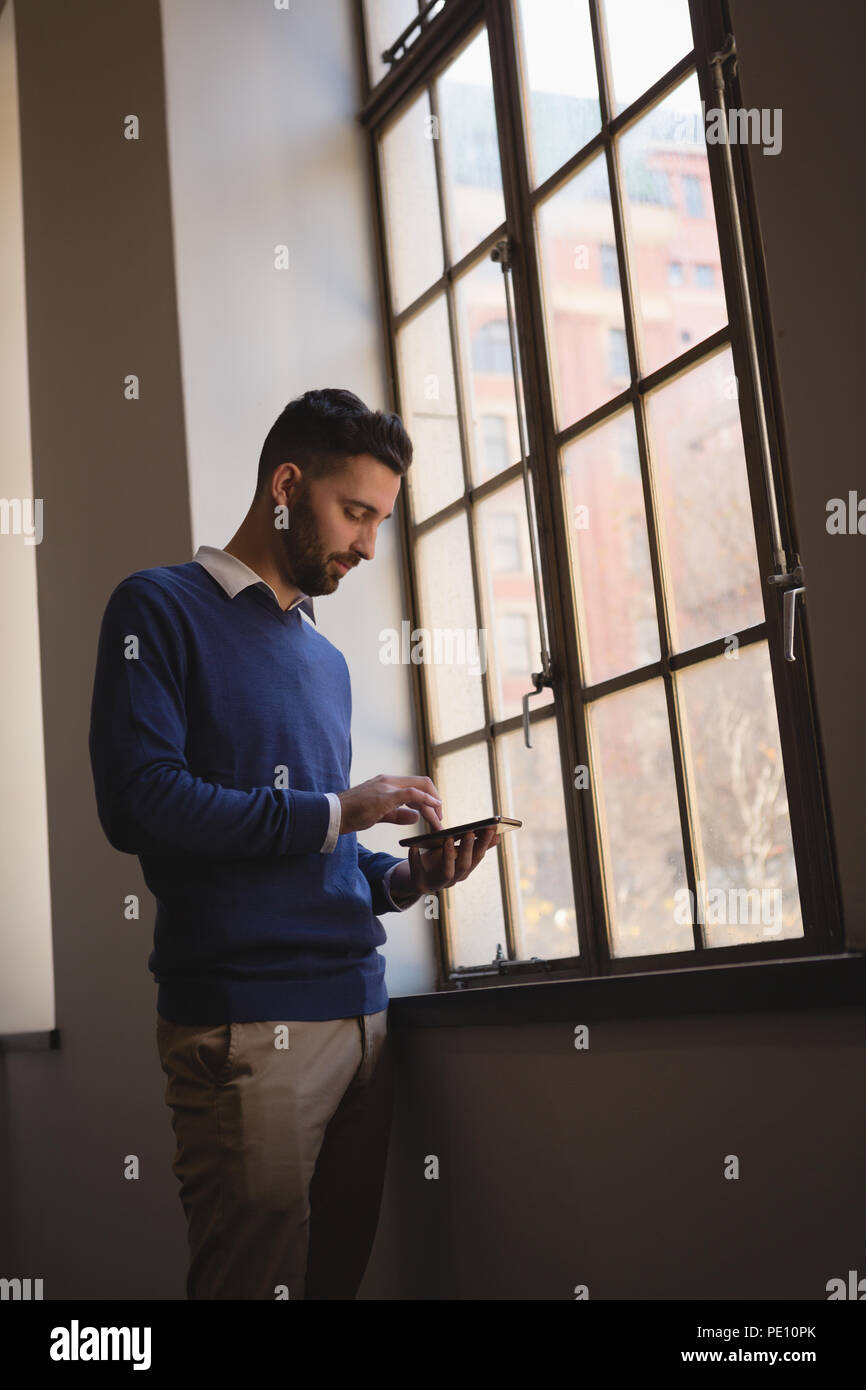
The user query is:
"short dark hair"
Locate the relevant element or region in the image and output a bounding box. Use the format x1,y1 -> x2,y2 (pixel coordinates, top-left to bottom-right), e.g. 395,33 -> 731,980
255,388 -> 412,496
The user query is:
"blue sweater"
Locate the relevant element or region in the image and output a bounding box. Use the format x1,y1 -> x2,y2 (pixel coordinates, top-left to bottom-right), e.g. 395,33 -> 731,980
88,561 -> 405,1023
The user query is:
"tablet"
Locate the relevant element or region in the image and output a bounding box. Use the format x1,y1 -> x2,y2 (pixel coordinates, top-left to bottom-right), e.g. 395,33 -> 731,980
398,815 -> 522,849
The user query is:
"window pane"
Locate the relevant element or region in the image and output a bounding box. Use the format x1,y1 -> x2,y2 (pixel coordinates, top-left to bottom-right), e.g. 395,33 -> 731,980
363,0 -> 420,89
476,477 -> 554,722
645,347 -> 765,652
677,645 -> 803,946
498,720 -> 579,960
618,74 -> 727,376
601,0 -> 694,113
588,680 -> 691,956
454,253 -> 522,485
536,153 -> 627,429
415,513 -> 486,743
515,0 -> 601,187
562,410 -> 659,684
396,295 -> 464,522
433,741 -> 505,966
379,91 -> 444,313
436,28 -> 505,262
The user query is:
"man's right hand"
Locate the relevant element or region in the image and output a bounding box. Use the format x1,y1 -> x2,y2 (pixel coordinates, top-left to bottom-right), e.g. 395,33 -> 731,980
337,775 -> 443,835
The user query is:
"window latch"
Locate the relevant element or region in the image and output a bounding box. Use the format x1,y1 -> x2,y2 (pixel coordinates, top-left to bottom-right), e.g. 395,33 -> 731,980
767,556 -> 805,662
522,665 -> 554,748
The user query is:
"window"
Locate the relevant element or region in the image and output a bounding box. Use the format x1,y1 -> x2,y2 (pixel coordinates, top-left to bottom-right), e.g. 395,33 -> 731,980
616,428 -> 642,478
600,242 -> 619,288
489,509 -> 521,571
358,0 -> 840,987
499,612 -> 531,672
682,172 -> 704,217
481,414 -> 510,476
608,326 -> 629,380
471,317 -> 511,373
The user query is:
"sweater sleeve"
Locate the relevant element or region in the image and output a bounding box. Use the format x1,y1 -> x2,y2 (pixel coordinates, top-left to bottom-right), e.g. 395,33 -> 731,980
88,576 -> 331,858
358,845 -> 407,915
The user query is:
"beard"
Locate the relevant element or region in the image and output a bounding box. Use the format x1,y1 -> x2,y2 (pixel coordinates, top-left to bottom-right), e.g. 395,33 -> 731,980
277,483 -> 344,596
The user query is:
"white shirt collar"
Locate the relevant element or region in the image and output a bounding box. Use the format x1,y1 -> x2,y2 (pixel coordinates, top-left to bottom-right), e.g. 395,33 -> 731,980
193,545 -> 316,624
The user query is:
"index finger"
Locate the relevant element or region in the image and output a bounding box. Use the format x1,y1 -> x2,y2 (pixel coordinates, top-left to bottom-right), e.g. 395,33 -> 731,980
391,775 -> 441,800
393,776 -> 442,814
401,787 -> 443,831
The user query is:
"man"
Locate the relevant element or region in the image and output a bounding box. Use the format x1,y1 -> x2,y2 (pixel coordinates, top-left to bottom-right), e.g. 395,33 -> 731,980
88,387 -> 496,1300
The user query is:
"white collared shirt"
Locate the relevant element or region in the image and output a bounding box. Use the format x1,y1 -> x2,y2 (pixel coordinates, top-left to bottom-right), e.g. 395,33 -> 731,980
192,545 -> 414,910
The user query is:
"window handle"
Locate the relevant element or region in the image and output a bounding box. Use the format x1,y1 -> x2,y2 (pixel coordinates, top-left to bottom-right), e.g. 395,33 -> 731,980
782,586 -> 805,662
522,669 -> 554,748
767,557 -> 805,662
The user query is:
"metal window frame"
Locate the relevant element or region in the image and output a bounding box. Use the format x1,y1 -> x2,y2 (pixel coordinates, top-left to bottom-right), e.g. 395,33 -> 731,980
353,0 -> 844,992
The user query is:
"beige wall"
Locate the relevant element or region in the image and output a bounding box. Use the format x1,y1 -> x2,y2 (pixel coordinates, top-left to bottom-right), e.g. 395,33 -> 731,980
729,0 -> 866,948
0,0 -> 54,1033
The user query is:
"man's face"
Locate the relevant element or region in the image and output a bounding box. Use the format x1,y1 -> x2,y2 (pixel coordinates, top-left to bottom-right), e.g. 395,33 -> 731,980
276,452 -> 402,597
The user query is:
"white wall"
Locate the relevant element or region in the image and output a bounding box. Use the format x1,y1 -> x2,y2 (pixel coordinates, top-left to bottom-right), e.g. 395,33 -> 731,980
159,0 -> 438,994
0,0 -> 55,1032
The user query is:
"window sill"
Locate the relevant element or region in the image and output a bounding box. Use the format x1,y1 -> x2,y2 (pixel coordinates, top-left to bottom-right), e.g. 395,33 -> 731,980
387,952 -> 866,1028
1,956 -> 861,1049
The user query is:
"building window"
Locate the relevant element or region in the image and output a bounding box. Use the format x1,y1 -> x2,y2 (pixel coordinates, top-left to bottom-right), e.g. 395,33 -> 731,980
499,612 -> 531,672
682,173 -> 704,217
668,260 -> 685,287
608,326 -> 629,380
600,242 -> 619,288
489,509 -> 521,571
695,262 -> 715,287
471,317 -> 511,374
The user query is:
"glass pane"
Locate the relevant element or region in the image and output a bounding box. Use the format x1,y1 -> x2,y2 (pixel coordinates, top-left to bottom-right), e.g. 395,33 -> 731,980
433,741 -> 505,966
475,477 -> 554,722
646,347 -> 765,652
415,512 -> 486,743
396,296 -> 464,523
379,91 -> 444,313
618,74 -> 727,376
588,680 -> 691,956
601,0 -> 694,113
677,644 -> 803,946
515,0 -> 601,187
536,153 -> 627,429
436,28 -> 505,262
364,0 -> 419,89
453,254 -> 522,485
562,410 -> 659,684
498,720 -> 579,960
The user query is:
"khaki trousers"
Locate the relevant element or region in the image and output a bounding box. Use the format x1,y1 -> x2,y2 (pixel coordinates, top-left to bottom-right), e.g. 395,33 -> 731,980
155,1007 -> 393,1300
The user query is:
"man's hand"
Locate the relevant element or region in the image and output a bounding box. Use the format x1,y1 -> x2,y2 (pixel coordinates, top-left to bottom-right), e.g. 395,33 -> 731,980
396,824 -> 499,899
337,775 -> 443,835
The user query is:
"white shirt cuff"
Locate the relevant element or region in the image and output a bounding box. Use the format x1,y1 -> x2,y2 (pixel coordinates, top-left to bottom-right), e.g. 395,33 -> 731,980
320,792 -> 341,853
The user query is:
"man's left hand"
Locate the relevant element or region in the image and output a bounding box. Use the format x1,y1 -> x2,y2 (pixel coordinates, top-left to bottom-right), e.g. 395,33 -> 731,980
400,824 -> 499,898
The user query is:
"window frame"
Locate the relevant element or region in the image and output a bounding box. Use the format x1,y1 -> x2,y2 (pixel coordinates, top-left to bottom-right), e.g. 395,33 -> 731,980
354,0 -> 844,994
